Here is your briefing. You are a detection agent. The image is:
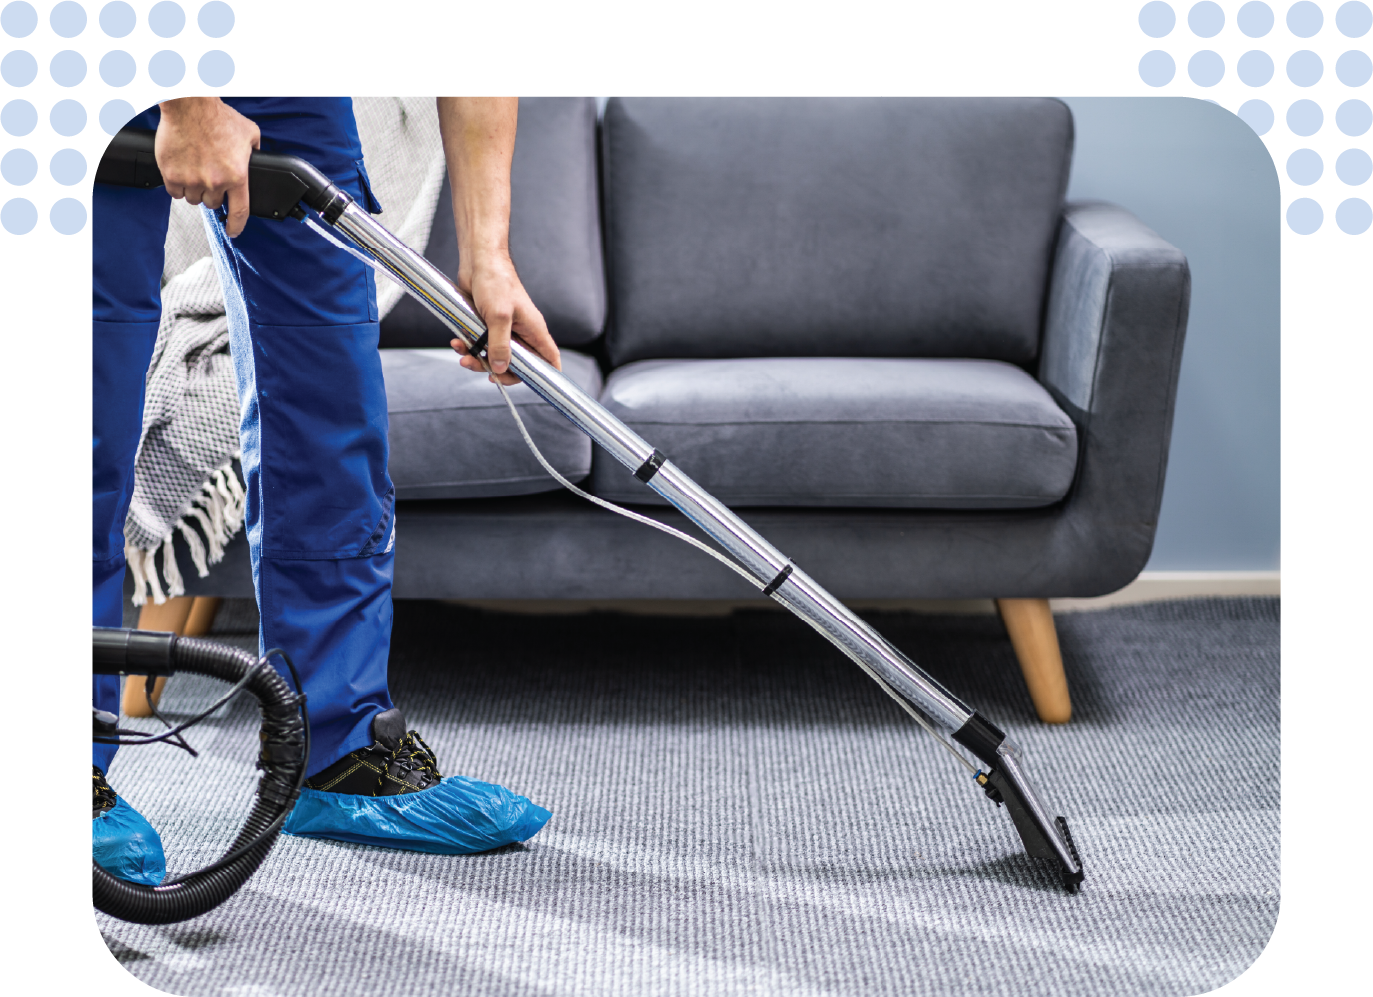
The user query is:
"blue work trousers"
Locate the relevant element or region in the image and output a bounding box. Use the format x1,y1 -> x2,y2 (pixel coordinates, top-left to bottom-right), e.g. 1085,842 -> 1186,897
93,98 -> 394,777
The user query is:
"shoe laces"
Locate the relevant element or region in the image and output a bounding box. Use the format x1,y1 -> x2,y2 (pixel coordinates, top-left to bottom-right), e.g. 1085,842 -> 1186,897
93,765 -> 117,814
387,730 -> 442,788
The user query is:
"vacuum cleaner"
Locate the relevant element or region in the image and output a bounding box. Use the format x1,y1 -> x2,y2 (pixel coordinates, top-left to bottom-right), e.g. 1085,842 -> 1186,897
93,629 -> 309,923
96,128 -> 1084,894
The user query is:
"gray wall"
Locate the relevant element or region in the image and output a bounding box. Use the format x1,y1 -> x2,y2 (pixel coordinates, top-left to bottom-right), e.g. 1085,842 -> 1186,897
1060,97 -> 1280,571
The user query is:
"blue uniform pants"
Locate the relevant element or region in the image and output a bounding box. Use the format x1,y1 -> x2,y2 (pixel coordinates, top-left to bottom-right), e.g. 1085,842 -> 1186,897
94,98 -> 394,777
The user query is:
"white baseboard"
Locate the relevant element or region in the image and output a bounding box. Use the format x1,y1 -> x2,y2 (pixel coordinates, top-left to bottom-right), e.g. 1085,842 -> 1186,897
448,571 -> 1280,617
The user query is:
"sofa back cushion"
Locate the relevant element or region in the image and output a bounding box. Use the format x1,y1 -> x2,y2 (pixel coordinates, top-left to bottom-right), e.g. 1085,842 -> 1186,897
601,97 -> 1073,367
382,97 -> 606,348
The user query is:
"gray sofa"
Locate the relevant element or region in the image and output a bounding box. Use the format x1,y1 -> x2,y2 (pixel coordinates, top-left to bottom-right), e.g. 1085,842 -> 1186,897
181,97 -> 1191,721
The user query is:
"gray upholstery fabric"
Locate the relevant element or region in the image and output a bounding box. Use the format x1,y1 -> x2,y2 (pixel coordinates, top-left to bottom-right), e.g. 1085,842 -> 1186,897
601,98 -> 1073,367
382,348 -> 602,500
179,174 -> 1189,602
590,358 -> 1077,509
381,97 -> 606,348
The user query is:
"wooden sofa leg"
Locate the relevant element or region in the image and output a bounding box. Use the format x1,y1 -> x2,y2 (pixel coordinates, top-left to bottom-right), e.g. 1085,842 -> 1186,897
121,596 -> 223,717
995,598 -> 1072,724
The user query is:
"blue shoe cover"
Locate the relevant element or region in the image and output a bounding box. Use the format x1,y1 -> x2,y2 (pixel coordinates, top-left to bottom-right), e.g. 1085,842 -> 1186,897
93,797 -> 166,886
282,775 -> 551,854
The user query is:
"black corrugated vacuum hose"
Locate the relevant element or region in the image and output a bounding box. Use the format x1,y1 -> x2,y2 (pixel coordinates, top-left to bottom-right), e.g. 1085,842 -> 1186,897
92,629 -> 307,924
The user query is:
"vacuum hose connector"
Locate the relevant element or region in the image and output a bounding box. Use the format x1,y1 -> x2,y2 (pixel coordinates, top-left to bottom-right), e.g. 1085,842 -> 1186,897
93,630 -> 307,924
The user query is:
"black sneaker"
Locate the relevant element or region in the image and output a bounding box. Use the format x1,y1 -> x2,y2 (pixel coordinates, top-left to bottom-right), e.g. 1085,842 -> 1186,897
93,765 -> 117,818
304,708 -> 442,796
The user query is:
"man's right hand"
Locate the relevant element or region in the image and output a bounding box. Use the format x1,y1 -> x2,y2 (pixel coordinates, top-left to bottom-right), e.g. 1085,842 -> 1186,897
155,98 -> 260,237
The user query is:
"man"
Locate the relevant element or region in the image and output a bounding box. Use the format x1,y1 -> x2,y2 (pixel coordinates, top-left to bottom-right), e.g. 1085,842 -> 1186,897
93,97 -> 559,882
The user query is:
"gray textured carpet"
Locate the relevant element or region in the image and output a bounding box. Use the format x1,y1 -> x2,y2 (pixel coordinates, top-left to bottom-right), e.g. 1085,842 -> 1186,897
98,597 -> 1279,997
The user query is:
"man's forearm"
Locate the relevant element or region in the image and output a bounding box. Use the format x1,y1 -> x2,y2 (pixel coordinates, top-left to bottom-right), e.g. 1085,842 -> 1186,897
435,97 -> 518,277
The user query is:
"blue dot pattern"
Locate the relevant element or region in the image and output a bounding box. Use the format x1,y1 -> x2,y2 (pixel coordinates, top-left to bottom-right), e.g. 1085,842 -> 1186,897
0,0 -> 241,236
1189,50 -> 1225,86
1287,197 -> 1324,232
1338,2 -> 1372,36
2,50 -> 37,86
49,1 -> 87,38
1287,148 -> 1325,183
1140,2 -> 1177,37
99,98 -> 134,135
1288,50 -> 1325,86
100,2 -> 135,38
99,49 -> 135,86
1337,98 -> 1373,132
1336,196 -> 1372,231
1337,50 -> 1372,85
1239,50 -> 1276,85
50,50 -> 87,87
149,49 -> 185,86
2,197 -> 36,234
1,98 -> 36,135
1140,49 -> 1177,86
50,196 -> 85,234
199,1 -> 234,37
1238,1 -> 1275,36
1239,98 -> 1275,132
149,1 -> 185,37
1287,1 -> 1325,37
50,147 -> 85,185
1336,147 -> 1373,182
1,147 -> 36,184
1189,2 -> 1225,36
50,98 -> 86,135
1,2 -> 37,38
1288,99 -> 1325,134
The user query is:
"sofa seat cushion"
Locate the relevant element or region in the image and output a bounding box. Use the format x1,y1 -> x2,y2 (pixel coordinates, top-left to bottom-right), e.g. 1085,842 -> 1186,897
590,358 -> 1078,509
383,348 -> 602,500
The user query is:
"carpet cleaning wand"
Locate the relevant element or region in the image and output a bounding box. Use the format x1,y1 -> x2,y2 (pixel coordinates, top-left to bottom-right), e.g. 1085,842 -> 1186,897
97,129 -> 1084,892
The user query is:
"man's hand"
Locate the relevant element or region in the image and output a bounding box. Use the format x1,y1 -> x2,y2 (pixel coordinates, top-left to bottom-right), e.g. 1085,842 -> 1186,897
451,252 -> 561,386
436,97 -> 561,385
156,98 -> 260,237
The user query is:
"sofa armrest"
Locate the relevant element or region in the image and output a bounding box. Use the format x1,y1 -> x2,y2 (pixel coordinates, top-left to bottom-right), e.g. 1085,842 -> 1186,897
1038,200 -> 1191,589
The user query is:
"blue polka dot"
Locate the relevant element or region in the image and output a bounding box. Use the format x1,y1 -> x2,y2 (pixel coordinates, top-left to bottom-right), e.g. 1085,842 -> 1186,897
1288,49 -> 1325,84
1,147 -> 36,184
50,148 -> 85,185
1238,1 -> 1275,36
1140,2 -> 1176,37
1337,49 -> 1372,85
1,2 -> 36,38
1287,99 -> 1324,134
1,49 -> 37,86
49,49 -> 86,87
1287,1 -> 1324,36
1287,197 -> 1324,232
1189,50 -> 1225,85
50,197 -> 85,234
1337,148 -> 1373,182
99,98 -> 134,135
149,49 -> 184,86
198,1 -> 233,37
1239,98 -> 1275,133
148,0 -> 184,37
1140,49 -> 1177,85
50,98 -> 86,135
1287,148 -> 1325,184
1,198 -> 36,234
98,49 -> 134,86
1337,97 -> 1373,132
1337,196 -> 1372,230
1189,1 -> 1224,36
1,99 -> 36,136
1339,2 -> 1372,36
197,48 -> 233,86
49,1 -> 86,37
99,1 -> 134,37
1238,50 -> 1275,85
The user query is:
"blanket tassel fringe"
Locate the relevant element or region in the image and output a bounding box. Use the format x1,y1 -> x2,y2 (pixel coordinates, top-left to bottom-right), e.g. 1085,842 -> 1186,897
126,465 -> 246,607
